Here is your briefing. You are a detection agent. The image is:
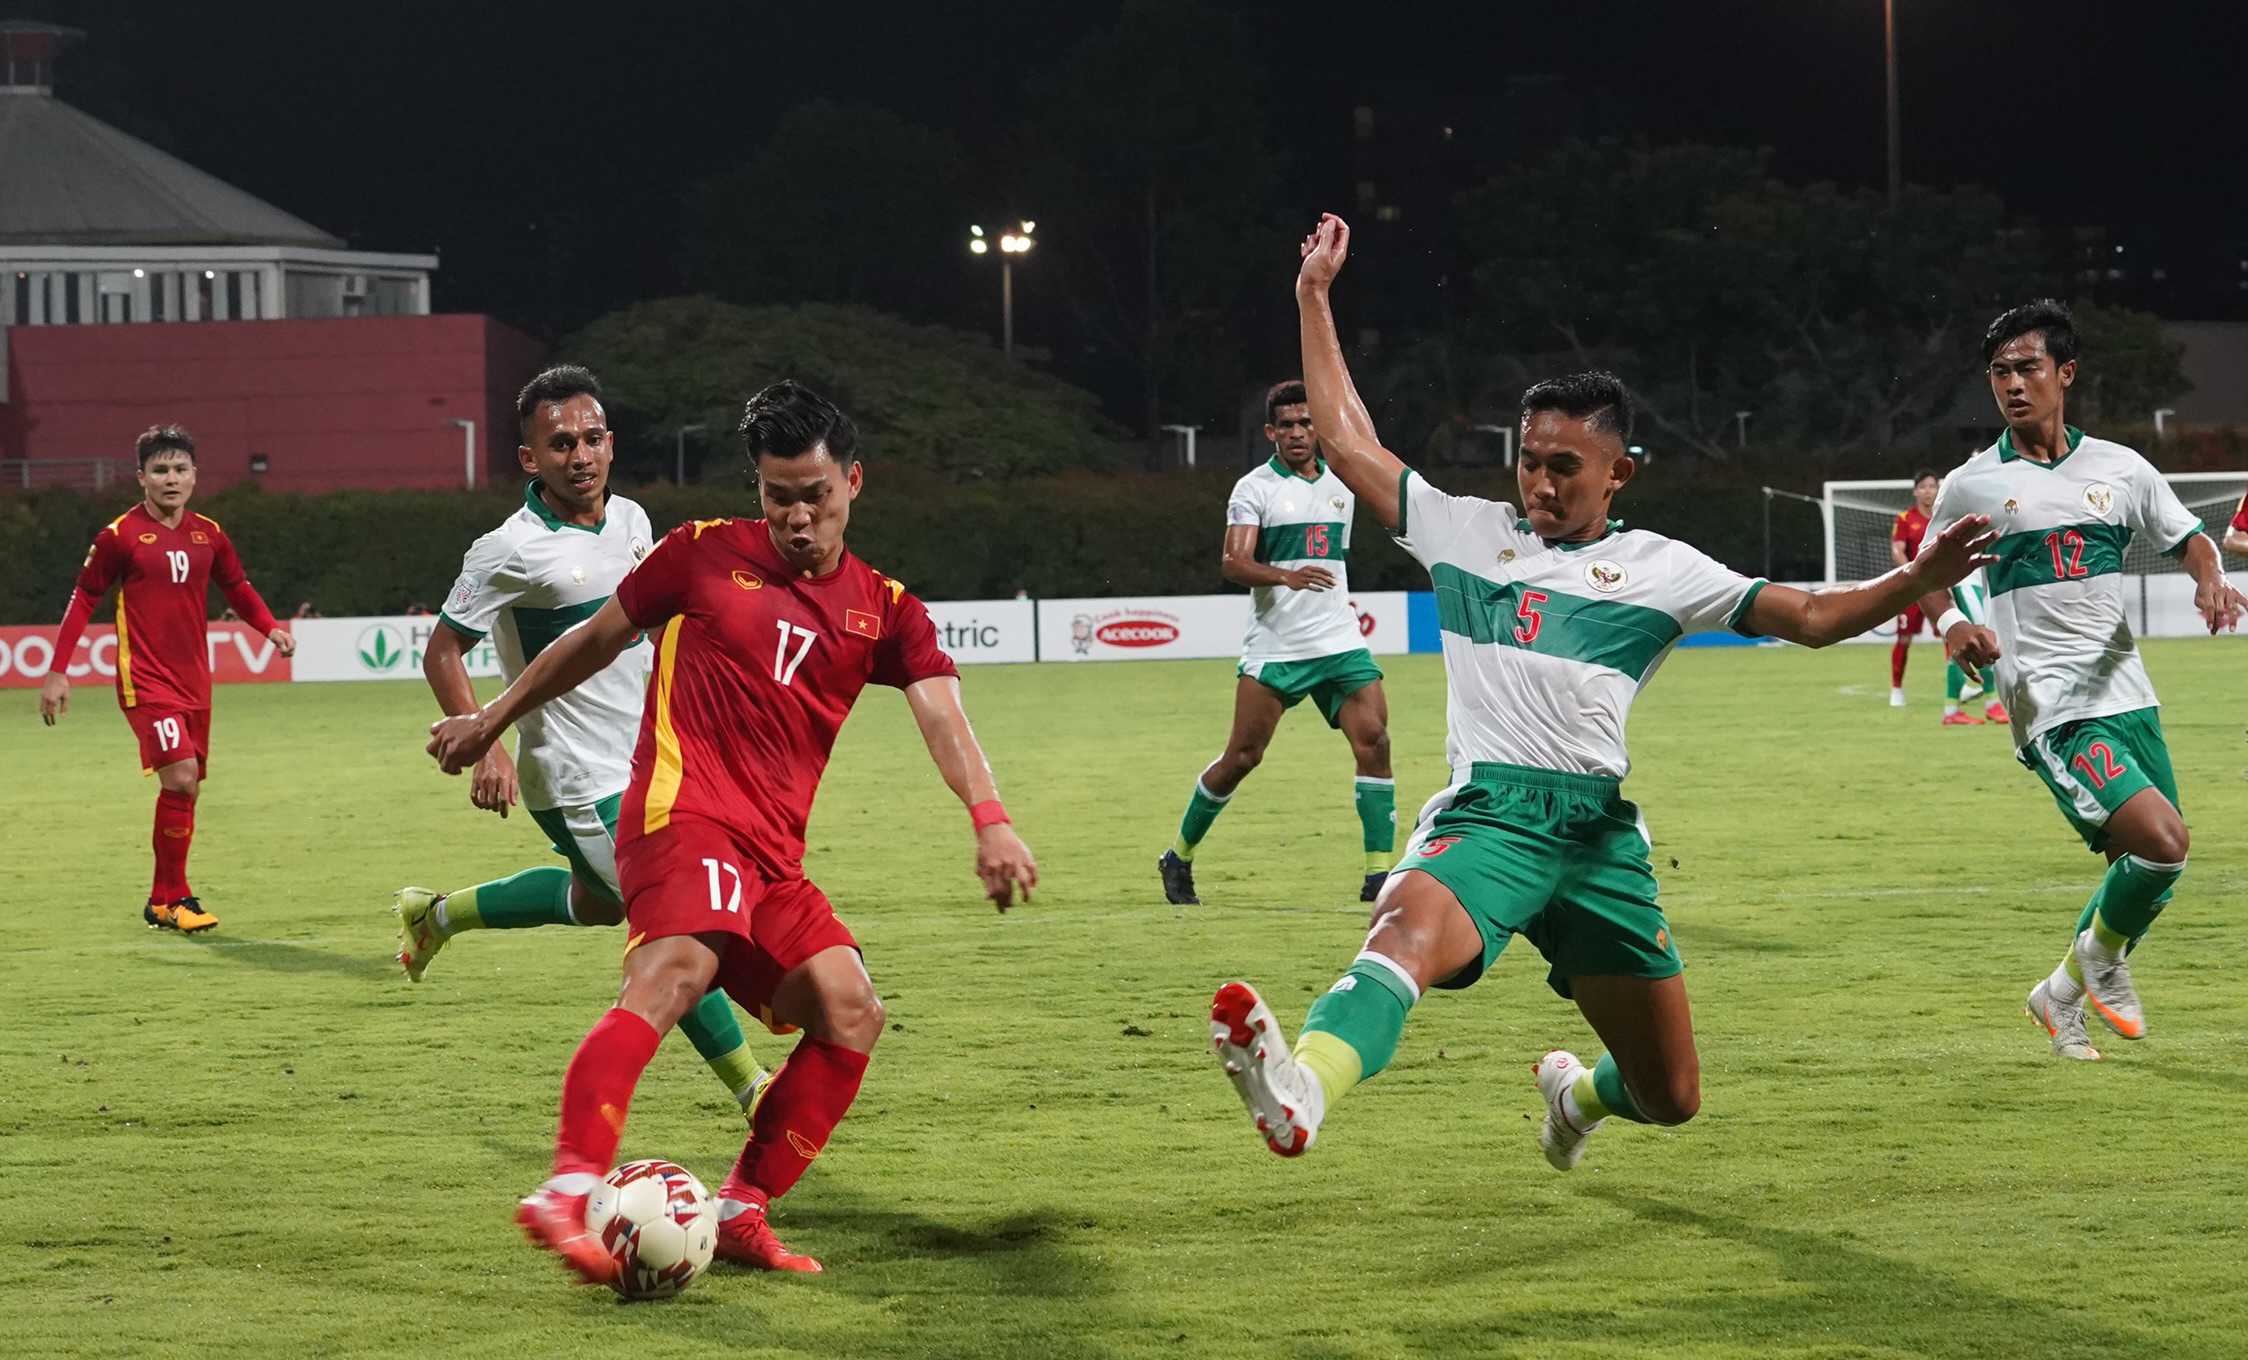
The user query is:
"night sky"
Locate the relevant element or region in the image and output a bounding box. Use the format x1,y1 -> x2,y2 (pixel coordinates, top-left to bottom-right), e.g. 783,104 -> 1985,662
19,0 -> 2238,334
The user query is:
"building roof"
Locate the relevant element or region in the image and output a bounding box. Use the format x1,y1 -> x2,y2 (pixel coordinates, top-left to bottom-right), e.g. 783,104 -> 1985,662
0,64 -> 345,249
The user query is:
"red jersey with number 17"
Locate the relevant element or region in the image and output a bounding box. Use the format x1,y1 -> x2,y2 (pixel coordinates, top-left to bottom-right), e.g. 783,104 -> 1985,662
614,518 -> 959,876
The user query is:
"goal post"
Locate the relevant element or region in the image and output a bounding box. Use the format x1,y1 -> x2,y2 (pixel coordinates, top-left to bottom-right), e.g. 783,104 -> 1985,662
1820,472 -> 2248,587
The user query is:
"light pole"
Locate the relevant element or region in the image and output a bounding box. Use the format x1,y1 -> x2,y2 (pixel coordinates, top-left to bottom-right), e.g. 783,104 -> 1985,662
969,221 -> 1036,363
447,417 -> 477,489
1734,410 -> 1753,448
1884,0 -> 1901,209
674,423 -> 708,485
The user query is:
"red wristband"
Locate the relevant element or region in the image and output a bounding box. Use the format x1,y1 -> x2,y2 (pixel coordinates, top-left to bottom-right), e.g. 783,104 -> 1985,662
969,799 -> 1010,831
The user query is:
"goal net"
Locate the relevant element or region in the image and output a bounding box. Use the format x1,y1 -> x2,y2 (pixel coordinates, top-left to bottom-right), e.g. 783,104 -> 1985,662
1822,472 -> 2248,589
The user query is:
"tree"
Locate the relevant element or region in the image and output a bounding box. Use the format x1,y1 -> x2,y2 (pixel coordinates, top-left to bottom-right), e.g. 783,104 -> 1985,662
682,102 -> 977,323
1023,0 -> 1288,452
565,297 -> 1122,482
1458,141 -> 2049,456
2069,301 -> 2192,426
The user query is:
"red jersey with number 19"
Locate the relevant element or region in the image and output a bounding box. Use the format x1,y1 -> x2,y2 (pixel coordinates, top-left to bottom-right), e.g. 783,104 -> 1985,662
613,518 -> 958,876
57,503 -> 280,712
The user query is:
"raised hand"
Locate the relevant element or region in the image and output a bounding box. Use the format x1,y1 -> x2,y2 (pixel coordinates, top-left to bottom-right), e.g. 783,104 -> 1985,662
1296,213 -> 1351,291
1910,514 -> 1997,592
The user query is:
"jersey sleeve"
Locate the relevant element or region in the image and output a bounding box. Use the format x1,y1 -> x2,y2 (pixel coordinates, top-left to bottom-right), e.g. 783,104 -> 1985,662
2132,465 -> 2206,557
1668,542 -> 1768,637
614,523 -> 703,631
1224,475 -> 1263,528
438,528 -> 526,641
870,589 -> 961,690
1891,512 -> 1914,544
72,522 -> 128,599
1393,468 -> 1502,566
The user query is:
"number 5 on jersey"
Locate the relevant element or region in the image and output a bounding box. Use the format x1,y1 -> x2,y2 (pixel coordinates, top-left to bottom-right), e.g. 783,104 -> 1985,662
773,621 -> 818,685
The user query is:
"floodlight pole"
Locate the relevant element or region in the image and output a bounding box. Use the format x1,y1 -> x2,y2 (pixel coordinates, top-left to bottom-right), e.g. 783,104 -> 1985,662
1884,0 -> 1902,209
1001,260 -> 1015,365
448,418 -> 476,489
675,423 -> 708,485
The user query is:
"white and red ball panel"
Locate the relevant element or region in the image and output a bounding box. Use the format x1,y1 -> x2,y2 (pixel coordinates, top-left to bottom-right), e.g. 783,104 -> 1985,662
588,1159 -> 716,1300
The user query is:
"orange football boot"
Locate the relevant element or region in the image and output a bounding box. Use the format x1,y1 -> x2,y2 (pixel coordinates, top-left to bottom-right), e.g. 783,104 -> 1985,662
715,1205 -> 823,1272
144,896 -> 218,932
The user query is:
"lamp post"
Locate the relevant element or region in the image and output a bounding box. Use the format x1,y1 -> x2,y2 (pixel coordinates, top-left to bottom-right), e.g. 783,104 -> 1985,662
969,221 -> 1036,363
1884,0 -> 1901,209
1734,410 -> 1753,448
675,423 -> 708,485
447,417 -> 477,489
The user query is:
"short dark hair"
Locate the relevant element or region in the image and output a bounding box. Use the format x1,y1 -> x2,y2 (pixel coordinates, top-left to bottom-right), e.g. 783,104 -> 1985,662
1912,468 -> 1942,486
1520,371 -> 1634,445
1982,299 -> 2080,366
516,364 -> 603,433
1265,380 -> 1309,425
739,380 -> 859,466
136,425 -> 195,467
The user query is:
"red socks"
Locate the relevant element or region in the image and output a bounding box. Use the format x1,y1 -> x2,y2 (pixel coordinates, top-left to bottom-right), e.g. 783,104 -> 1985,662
721,1037 -> 869,1207
151,788 -> 196,903
1889,634 -> 1911,687
554,1008 -> 663,1178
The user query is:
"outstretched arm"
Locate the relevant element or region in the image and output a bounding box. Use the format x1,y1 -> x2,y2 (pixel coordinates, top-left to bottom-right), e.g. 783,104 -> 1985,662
426,597 -> 639,774
1297,214 -> 1409,529
904,676 -> 1038,910
1749,515 -> 1997,648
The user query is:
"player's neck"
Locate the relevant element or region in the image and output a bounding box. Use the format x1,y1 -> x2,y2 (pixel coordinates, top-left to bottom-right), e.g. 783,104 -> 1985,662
2006,411 -> 2070,463
141,498 -> 187,529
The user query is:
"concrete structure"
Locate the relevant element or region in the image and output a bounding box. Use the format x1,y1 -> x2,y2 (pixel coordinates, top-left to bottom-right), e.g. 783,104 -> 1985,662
0,23 -> 540,491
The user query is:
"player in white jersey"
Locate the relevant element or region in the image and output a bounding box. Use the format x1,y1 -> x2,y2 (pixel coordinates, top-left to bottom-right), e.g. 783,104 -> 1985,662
1160,380 -> 1397,907
391,366 -> 768,1114
1207,213 -> 1994,1169
1912,302 -> 2244,1060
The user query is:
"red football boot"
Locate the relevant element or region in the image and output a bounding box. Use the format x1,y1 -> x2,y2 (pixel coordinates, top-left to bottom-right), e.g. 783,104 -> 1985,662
1941,711 -> 1984,726
515,1185 -> 618,1286
715,1203 -> 823,1272
1983,701 -> 2011,724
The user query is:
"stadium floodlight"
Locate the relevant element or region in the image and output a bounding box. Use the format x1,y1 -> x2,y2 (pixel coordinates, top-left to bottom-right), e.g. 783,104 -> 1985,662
968,221 -> 1036,363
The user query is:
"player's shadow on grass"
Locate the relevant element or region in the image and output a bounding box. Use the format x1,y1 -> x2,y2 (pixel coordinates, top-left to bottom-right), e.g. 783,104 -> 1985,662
193,938 -> 397,982
1504,1189 -> 2182,1357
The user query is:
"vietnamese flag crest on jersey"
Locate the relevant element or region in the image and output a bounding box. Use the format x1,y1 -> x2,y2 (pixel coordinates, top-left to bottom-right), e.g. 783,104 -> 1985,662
844,609 -> 882,640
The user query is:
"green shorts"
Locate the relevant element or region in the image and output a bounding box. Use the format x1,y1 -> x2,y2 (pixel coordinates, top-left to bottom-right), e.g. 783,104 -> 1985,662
527,793 -> 624,903
2018,707 -> 2178,853
1392,763 -> 1679,998
1240,648 -> 1383,728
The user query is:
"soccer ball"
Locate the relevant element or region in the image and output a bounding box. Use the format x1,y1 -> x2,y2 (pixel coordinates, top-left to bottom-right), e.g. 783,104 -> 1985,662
584,1159 -> 717,1300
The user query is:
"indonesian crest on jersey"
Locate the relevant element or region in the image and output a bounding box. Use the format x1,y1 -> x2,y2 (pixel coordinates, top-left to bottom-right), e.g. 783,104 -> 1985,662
1329,496 -> 1346,514
2083,483 -> 2114,516
1584,559 -> 1627,592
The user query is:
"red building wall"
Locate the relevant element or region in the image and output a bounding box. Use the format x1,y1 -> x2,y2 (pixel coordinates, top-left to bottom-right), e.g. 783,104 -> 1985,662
0,314 -> 546,492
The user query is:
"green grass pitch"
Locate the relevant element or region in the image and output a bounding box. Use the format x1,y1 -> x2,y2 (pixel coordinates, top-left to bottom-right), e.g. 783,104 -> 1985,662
5,641 -> 2248,1358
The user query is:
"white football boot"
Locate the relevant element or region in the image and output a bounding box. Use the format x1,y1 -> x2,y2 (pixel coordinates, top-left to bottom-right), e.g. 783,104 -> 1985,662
1209,981 -> 1320,1157
1534,1049 -> 1602,1171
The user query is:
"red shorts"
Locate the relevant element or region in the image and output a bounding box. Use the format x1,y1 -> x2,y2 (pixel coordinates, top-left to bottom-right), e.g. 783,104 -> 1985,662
618,816 -> 859,1035
1895,605 -> 1928,638
126,705 -> 209,778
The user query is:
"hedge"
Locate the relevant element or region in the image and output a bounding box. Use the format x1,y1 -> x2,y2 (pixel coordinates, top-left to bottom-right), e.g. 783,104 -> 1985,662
4,425 -> 2229,625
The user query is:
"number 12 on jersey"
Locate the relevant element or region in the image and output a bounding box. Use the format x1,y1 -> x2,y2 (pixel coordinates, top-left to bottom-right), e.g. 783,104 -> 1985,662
773,621 -> 818,685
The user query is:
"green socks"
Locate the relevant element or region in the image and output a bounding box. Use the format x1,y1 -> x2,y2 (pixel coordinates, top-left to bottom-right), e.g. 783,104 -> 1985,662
1945,661 -> 1968,703
438,866 -> 576,933
2081,853 -> 2184,945
1354,777 -> 1396,872
1294,952 -> 1419,1109
1172,779 -> 1231,861
677,989 -> 767,1105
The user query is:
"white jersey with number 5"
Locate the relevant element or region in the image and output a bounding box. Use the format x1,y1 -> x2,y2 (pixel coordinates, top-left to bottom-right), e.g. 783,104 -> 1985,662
1395,469 -> 1766,779
439,486 -> 654,810
1226,457 -> 1367,663
1919,427 -> 2204,746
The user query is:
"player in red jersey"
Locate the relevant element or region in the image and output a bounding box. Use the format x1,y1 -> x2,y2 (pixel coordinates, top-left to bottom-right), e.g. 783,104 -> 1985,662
428,381 -> 1037,1282
1887,470 -> 1941,708
2223,490 -> 2248,558
39,426 -> 295,932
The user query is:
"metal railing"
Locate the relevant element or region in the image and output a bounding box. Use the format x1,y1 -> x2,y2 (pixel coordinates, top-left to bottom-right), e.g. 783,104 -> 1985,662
2,459 -> 135,491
